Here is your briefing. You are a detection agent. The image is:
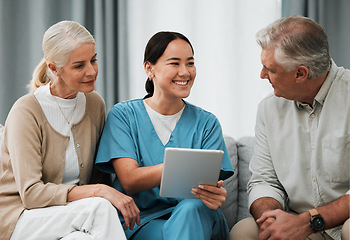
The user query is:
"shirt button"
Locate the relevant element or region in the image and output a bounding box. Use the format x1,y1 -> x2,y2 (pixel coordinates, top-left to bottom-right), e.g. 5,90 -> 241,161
80,163 -> 84,168
312,177 -> 316,182
312,145 -> 315,150
76,144 -> 80,148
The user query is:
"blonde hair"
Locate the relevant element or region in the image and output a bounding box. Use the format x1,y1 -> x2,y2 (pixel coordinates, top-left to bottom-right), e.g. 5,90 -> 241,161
28,20 -> 95,92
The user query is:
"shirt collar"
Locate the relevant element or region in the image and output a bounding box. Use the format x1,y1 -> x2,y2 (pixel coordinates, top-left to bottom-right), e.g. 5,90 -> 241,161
296,60 -> 337,109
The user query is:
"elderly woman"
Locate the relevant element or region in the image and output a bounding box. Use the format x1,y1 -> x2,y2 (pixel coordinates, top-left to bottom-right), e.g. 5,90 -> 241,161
0,20 -> 139,240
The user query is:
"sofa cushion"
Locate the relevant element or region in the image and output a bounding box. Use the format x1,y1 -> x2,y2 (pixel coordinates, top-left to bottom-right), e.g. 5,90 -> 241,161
236,136 -> 254,221
222,135 -> 238,229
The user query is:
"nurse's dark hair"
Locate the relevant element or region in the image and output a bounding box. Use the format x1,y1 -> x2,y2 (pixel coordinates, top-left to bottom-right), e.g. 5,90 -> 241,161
143,31 -> 194,99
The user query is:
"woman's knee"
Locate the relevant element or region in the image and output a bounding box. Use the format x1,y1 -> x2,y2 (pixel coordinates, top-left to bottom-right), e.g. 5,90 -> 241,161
172,199 -> 226,226
176,199 -> 207,212
89,197 -> 117,216
90,197 -> 114,209
74,197 -> 118,221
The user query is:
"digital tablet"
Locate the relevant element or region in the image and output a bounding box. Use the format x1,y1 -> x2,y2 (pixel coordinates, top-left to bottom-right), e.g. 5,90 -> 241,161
159,147 -> 224,199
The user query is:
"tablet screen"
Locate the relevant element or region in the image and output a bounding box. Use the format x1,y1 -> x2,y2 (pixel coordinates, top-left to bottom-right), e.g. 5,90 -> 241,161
159,147 -> 224,199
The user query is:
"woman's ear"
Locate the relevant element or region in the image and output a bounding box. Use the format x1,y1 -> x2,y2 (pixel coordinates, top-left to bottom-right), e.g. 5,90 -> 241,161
144,61 -> 154,79
295,65 -> 309,83
47,62 -> 58,76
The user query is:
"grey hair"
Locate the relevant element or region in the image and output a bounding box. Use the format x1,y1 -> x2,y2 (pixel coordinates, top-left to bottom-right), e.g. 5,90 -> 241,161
28,20 -> 95,92
256,15 -> 331,79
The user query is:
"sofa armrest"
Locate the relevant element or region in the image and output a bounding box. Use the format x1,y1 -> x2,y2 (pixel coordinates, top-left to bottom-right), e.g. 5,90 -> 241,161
236,136 -> 254,222
221,135 -> 238,229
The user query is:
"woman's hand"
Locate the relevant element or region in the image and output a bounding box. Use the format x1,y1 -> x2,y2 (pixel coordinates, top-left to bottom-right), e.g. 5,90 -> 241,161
191,180 -> 226,209
68,184 -> 141,230
95,184 -> 141,230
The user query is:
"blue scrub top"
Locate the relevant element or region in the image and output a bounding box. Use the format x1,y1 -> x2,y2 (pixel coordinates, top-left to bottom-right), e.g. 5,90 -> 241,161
95,99 -> 233,237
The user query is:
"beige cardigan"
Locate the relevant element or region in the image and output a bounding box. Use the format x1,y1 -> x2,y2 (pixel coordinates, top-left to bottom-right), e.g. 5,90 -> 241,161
0,91 -> 105,240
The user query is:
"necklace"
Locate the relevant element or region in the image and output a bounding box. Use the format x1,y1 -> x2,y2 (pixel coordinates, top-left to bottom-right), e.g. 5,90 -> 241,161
54,96 -> 78,125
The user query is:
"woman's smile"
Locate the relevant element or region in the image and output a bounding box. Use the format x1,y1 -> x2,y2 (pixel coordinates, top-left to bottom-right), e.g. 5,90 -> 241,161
173,80 -> 189,86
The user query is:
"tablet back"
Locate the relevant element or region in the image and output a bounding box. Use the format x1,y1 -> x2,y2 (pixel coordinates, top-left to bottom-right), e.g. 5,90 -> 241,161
159,147 -> 224,199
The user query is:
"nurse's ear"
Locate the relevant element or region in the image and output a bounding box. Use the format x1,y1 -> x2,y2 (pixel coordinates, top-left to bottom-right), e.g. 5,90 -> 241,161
144,61 -> 154,79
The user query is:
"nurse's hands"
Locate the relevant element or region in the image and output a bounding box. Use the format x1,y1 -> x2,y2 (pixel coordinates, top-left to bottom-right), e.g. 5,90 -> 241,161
191,180 -> 226,209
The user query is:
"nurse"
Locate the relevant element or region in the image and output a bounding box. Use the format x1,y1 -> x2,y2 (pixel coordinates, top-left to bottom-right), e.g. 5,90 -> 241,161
95,31 -> 233,239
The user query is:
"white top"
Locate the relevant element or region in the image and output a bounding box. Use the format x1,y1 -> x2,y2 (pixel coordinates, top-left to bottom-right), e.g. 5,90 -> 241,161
34,83 -> 86,184
143,100 -> 184,145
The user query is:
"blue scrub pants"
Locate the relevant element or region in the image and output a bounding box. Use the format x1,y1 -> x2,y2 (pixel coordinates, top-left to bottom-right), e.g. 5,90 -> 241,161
131,199 -> 229,240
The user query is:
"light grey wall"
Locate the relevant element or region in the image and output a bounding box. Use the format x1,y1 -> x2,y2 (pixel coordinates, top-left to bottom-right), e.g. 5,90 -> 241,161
282,0 -> 350,69
0,0 -> 118,124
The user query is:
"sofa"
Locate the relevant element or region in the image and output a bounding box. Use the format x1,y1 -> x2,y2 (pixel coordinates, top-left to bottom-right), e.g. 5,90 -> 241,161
221,135 -> 254,230
0,123 -> 253,230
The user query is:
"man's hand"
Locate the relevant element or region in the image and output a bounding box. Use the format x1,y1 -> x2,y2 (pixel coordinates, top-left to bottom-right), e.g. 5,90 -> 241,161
256,209 -> 313,240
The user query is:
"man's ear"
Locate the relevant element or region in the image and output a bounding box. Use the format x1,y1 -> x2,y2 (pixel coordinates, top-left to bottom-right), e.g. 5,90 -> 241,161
47,62 -> 58,76
295,65 -> 309,83
144,61 -> 154,79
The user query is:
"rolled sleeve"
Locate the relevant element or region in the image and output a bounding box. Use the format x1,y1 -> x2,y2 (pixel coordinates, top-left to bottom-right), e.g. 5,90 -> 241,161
247,99 -> 287,210
248,184 -> 286,209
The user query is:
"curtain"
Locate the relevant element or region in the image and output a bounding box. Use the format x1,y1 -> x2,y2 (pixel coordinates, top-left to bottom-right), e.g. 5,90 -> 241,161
0,0 -> 282,138
117,0 -> 280,138
0,0 -> 118,124
282,0 -> 350,69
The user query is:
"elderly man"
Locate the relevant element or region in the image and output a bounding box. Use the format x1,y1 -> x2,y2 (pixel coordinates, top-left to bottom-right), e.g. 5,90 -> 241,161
230,16 -> 349,240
